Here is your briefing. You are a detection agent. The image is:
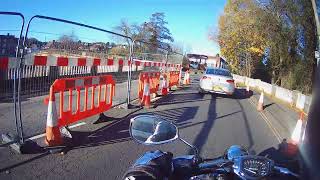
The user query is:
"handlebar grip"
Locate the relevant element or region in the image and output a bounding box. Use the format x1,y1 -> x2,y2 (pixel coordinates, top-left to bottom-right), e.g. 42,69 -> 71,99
274,166 -> 299,178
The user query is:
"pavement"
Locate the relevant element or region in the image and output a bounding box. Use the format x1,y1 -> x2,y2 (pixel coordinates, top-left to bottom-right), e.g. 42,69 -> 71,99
0,74 -> 300,180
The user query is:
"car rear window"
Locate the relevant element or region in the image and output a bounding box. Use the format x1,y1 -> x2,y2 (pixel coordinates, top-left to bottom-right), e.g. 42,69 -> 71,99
206,69 -> 231,77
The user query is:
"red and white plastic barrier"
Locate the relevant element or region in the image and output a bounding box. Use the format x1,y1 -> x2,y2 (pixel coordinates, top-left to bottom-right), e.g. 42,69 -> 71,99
0,56 -> 182,70
45,75 -> 115,146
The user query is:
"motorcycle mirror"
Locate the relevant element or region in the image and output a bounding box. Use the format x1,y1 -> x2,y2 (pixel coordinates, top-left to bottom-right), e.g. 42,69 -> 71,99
129,115 -> 178,145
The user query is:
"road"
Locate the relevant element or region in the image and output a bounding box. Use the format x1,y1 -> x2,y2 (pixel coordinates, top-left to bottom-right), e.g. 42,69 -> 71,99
0,74 -> 289,180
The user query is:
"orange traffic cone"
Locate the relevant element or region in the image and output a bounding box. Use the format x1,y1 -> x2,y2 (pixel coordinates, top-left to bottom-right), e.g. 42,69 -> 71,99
183,71 -> 188,85
183,70 -> 190,85
281,112 -> 305,157
141,77 -> 151,108
257,91 -> 264,111
291,112 -> 305,144
161,74 -> 168,96
45,87 -> 62,146
178,69 -> 182,86
187,70 -> 191,84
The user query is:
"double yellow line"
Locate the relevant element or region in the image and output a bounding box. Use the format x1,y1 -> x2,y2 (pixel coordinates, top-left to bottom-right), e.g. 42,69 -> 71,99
248,98 -> 282,143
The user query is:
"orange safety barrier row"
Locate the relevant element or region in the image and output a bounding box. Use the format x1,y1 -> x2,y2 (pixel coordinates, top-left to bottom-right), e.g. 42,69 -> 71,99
48,75 -> 115,127
169,71 -> 180,88
138,72 -> 161,99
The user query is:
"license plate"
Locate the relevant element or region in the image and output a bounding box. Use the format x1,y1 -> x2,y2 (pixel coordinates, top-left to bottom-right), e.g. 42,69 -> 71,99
212,85 -> 222,91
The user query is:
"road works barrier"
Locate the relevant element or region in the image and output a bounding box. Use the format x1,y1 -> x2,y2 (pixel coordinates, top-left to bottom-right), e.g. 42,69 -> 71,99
138,72 -> 161,100
232,74 -> 311,114
168,71 -> 180,89
137,70 -> 181,107
45,75 -> 115,146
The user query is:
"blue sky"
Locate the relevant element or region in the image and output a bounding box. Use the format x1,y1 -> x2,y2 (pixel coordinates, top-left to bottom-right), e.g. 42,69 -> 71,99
0,0 -> 226,56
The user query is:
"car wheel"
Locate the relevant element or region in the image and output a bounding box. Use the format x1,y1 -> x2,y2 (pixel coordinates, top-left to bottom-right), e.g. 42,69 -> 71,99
198,88 -> 205,94
228,92 -> 235,98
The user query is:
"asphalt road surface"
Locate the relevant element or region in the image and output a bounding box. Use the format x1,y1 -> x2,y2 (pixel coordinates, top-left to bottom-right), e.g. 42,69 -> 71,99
0,74 -> 285,180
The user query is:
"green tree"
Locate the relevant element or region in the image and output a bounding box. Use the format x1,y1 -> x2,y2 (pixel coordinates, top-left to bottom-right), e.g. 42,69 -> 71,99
214,0 -> 316,93
148,12 -> 174,52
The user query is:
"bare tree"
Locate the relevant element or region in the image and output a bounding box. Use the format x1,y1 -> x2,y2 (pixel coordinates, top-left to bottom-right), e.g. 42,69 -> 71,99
58,31 -> 78,50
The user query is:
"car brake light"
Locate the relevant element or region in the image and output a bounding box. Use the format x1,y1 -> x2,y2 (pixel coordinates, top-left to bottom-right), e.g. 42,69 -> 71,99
226,79 -> 234,83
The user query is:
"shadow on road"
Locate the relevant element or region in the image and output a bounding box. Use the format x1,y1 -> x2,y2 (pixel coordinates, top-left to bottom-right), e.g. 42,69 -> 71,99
61,108 -> 143,153
231,88 -> 253,99
236,99 -> 255,153
146,106 -> 199,125
264,103 -> 274,109
179,110 -> 241,130
0,152 -> 50,173
155,92 -> 210,107
67,105 -> 200,153
188,94 -> 217,155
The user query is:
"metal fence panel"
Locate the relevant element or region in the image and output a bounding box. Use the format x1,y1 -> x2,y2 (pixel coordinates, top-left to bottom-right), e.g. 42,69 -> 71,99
16,15 -> 135,138
0,12 -> 25,146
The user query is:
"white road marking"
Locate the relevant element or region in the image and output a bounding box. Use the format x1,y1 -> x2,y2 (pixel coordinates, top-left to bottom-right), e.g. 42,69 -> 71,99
28,122 -> 87,141
248,98 -> 282,143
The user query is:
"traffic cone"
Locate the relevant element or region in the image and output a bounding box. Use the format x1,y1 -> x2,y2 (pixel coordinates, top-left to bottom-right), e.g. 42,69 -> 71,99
291,112 -> 305,144
178,69 -> 182,86
246,85 -> 250,96
45,87 -> 62,146
161,74 -> 168,96
257,91 -> 264,111
186,71 -> 190,84
183,71 -> 188,85
141,77 -> 151,108
280,112 -> 305,157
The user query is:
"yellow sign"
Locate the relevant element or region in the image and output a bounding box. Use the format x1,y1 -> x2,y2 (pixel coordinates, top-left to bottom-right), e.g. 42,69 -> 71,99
212,85 -> 222,91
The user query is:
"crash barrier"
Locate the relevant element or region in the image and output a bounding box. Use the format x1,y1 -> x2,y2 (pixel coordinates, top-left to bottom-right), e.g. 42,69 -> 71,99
0,55 -> 181,74
0,55 -> 123,100
235,74 -> 310,152
232,74 -> 311,114
0,55 -> 182,100
274,86 -> 293,105
45,75 -> 115,146
168,71 -> 180,88
0,55 -> 122,70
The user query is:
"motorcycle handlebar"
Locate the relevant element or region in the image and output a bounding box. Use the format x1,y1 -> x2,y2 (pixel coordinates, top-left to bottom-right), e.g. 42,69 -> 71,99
195,158 -> 299,178
273,166 -> 299,178
195,158 -> 233,174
